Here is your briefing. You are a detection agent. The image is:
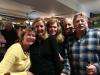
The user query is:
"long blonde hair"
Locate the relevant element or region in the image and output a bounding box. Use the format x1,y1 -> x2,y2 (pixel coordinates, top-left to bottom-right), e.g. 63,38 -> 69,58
46,18 -> 64,43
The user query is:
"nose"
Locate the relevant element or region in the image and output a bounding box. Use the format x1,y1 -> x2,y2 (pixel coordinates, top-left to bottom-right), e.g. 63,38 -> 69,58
29,35 -> 34,38
79,20 -> 82,24
37,26 -> 42,30
67,25 -> 72,28
51,27 -> 55,30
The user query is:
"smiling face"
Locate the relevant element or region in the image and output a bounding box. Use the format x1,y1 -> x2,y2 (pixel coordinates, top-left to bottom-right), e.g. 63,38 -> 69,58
22,29 -> 36,46
63,18 -> 74,34
73,13 -> 88,33
33,20 -> 46,38
48,22 -> 58,36
47,18 -> 61,36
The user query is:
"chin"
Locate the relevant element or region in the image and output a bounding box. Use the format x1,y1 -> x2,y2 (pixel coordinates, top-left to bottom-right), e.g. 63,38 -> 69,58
29,43 -> 34,45
38,33 -> 43,36
80,28 -> 85,31
51,34 -> 56,36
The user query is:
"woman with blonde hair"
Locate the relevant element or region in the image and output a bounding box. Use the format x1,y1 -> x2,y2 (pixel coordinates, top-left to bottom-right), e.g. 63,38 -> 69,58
0,27 -> 36,75
46,18 -> 64,44
46,18 -> 64,60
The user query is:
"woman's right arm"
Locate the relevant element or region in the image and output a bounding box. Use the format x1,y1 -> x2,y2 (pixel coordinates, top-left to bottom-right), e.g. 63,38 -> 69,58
0,45 -> 16,75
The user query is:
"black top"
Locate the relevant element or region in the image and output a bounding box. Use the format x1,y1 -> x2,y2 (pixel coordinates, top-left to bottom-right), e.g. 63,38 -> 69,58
29,36 -> 63,75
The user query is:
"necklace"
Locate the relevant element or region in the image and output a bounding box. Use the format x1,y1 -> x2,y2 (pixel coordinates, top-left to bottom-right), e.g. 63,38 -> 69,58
20,42 -> 30,56
24,51 -> 30,57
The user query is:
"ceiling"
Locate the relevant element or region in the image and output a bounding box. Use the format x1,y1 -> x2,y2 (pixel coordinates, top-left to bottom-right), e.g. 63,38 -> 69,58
77,0 -> 96,3
14,0 -> 100,16
0,0 -> 100,18
15,0 -> 77,15
77,0 -> 100,14
13,0 -> 77,18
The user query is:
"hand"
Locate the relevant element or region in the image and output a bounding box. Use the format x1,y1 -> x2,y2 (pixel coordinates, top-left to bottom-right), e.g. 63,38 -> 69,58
27,71 -> 34,75
59,53 -> 64,62
60,72 -> 68,75
86,64 -> 97,75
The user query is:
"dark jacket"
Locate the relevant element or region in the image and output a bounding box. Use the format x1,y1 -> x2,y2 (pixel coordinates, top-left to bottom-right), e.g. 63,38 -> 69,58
29,36 -> 63,75
1,28 -> 18,49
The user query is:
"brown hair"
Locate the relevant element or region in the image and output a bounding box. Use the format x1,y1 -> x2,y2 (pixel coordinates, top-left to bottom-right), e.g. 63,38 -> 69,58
18,27 -> 35,42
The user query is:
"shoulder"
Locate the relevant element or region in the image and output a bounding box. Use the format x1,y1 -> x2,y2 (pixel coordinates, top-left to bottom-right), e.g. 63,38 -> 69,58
7,43 -> 21,53
87,28 -> 99,34
87,28 -> 100,37
9,43 -> 21,48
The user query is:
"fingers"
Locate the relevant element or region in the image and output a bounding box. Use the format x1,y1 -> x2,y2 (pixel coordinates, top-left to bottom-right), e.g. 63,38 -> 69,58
86,64 -> 97,75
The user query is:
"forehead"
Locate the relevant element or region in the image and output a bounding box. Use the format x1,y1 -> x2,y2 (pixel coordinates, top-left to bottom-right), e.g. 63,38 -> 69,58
25,31 -> 36,35
34,20 -> 44,26
74,15 -> 87,21
65,19 -> 72,23
50,22 -> 57,26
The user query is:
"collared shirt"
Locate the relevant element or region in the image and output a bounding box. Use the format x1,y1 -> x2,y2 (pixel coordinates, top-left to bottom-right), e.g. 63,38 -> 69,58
64,29 -> 100,75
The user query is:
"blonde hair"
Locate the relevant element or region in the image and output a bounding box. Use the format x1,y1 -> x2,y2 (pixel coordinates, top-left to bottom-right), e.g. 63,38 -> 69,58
32,17 -> 49,40
32,17 -> 46,26
56,33 -> 64,43
46,18 -> 64,43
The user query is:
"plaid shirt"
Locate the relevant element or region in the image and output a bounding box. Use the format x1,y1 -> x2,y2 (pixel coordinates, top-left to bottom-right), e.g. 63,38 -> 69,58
64,29 -> 100,75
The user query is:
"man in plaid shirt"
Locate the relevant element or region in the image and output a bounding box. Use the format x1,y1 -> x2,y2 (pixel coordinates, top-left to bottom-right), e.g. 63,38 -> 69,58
64,12 -> 100,75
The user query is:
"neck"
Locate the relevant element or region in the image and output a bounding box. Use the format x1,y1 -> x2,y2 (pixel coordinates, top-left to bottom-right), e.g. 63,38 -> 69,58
20,42 -> 29,52
76,30 -> 84,39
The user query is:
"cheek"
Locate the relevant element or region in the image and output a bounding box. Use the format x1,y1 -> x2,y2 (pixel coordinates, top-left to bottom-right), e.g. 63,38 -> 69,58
55,28 -> 58,31
42,27 -> 46,31
33,37 -> 36,42
22,38 -> 27,44
41,27 -> 46,33
53,28 -> 57,31
40,28 -> 45,33
50,28 -> 57,33
49,28 -> 53,32
85,22 -> 88,27
38,26 -> 45,31
34,28 -> 37,32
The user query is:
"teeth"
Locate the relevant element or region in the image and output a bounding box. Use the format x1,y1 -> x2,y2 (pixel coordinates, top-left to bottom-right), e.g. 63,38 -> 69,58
80,25 -> 84,26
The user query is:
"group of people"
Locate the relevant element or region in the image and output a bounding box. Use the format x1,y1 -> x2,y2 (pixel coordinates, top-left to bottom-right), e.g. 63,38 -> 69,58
0,12 -> 99,75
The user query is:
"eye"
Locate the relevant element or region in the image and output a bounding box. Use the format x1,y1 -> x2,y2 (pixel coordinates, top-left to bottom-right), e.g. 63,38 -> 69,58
32,33 -> 36,37
68,24 -> 71,26
35,25 -> 39,28
65,23 -> 71,26
81,19 -> 85,22
27,33 -> 35,37
40,25 -> 44,28
76,20 -> 80,23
